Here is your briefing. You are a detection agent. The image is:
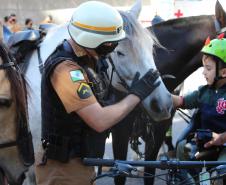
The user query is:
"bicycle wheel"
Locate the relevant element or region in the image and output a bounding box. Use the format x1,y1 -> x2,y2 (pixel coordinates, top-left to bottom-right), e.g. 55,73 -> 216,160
168,169 -> 195,185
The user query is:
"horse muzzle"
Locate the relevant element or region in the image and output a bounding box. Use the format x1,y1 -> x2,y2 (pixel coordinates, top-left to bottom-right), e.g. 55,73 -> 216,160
145,93 -> 173,121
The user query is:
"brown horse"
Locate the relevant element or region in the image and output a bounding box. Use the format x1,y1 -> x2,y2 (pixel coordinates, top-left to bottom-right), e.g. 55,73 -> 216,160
0,26 -> 32,185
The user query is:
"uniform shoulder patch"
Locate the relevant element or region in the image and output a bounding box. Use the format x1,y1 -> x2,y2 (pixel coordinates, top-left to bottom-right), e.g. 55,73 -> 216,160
70,70 -> 85,82
77,82 -> 93,99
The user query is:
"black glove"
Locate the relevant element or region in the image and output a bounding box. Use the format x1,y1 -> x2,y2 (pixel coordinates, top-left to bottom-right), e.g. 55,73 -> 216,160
129,69 -> 160,101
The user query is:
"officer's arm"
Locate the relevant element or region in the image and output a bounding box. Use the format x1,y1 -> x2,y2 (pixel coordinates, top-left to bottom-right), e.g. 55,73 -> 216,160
77,69 -> 162,132
77,94 -> 140,132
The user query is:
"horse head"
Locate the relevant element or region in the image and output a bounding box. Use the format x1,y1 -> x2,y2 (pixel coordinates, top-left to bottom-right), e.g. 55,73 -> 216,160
0,48 -> 17,145
0,26 -> 19,143
216,0 -> 226,34
0,29 -> 29,184
109,2 -> 173,121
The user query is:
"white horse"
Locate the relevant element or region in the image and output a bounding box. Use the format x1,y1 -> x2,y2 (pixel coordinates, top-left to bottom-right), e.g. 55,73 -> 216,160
26,3 -> 172,152
22,1 -> 173,184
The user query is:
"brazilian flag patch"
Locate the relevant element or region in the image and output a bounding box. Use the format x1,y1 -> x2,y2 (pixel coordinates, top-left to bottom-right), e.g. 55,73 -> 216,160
77,82 -> 93,99
70,70 -> 85,82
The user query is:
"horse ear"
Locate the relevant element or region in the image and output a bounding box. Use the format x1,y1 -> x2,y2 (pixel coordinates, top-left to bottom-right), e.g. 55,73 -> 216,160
129,0 -> 142,19
215,0 -> 226,28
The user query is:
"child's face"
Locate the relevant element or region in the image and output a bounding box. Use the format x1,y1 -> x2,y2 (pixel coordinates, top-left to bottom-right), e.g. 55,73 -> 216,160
202,55 -> 216,85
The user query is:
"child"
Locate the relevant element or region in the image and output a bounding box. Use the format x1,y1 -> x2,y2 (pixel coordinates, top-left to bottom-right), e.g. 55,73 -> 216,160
173,34 -> 226,161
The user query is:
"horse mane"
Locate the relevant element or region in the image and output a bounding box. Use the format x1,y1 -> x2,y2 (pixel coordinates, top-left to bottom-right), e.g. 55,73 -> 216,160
154,15 -> 214,29
119,11 -> 162,59
0,41 -> 28,125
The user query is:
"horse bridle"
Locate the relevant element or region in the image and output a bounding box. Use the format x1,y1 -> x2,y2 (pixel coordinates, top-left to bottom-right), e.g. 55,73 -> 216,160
107,55 -> 177,92
0,57 -> 19,149
107,56 -> 130,90
0,61 -> 15,70
107,56 -> 163,91
107,56 -> 159,158
0,62 -> 18,149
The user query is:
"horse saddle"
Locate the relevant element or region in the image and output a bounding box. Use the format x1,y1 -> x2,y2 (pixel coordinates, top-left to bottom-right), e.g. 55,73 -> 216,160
7,30 -> 41,63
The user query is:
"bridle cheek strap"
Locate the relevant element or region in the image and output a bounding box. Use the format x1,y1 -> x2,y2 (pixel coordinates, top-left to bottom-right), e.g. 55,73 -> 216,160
0,62 -> 15,70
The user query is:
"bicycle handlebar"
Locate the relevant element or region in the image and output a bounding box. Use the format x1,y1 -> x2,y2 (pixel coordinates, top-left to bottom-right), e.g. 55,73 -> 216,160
83,158 -> 226,170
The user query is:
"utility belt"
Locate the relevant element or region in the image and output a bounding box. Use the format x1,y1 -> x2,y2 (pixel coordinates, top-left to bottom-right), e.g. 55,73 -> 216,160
41,134 -> 81,164
40,129 -> 107,164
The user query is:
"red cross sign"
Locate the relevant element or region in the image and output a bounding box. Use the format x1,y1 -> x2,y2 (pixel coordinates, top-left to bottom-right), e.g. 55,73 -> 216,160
174,9 -> 183,18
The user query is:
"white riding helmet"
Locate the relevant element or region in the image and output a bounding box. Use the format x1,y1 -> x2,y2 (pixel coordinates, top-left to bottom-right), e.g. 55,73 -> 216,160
68,1 -> 125,49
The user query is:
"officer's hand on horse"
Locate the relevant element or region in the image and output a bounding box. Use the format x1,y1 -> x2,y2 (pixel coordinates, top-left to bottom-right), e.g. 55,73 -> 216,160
129,69 -> 160,101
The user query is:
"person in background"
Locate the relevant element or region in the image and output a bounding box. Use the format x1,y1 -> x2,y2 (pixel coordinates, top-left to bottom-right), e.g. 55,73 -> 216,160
8,13 -> 21,32
151,14 -> 164,25
24,18 -> 33,30
40,15 -> 54,24
3,16 -> 9,26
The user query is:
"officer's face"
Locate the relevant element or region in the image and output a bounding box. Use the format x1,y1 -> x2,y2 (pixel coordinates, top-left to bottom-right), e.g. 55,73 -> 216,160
95,42 -> 118,57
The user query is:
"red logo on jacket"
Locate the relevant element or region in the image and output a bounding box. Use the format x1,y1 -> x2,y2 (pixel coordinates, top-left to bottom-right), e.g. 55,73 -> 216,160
216,98 -> 226,114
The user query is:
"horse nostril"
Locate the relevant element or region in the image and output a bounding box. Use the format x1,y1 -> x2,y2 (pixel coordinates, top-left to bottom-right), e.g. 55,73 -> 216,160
150,98 -> 162,113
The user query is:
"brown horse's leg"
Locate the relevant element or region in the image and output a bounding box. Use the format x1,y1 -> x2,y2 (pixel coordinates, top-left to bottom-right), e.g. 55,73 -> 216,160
112,117 -> 132,185
144,120 -> 172,185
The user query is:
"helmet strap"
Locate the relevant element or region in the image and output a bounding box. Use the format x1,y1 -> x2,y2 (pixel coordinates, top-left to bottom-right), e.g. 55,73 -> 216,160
212,62 -> 226,88
211,61 -> 220,88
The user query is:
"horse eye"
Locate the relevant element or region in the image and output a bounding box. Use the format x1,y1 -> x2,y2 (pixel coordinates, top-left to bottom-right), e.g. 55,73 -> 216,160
0,98 -> 12,108
117,51 -> 125,57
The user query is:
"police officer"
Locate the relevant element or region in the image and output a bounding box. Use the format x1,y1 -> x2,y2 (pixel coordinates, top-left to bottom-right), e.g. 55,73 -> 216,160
35,1 -> 160,185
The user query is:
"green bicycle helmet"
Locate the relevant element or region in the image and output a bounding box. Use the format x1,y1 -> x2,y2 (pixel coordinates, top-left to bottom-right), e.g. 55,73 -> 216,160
201,34 -> 226,64
201,34 -> 226,86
